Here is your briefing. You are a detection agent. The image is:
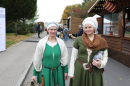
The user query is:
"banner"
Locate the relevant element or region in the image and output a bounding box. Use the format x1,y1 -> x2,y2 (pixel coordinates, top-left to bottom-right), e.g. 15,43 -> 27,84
0,7 -> 6,52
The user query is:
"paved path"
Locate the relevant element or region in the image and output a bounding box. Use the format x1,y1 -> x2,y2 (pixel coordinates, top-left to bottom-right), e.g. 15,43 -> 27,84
0,32 -> 46,86
1,32 -> 130,86
22,38 -> 130,86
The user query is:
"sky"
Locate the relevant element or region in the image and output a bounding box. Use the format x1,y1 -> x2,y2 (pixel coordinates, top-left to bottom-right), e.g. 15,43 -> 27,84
36,0 -> 83,23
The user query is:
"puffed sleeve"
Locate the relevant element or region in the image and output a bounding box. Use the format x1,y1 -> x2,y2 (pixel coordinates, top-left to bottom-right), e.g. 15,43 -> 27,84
98,48 -> 108,68
33,42 -> 43,72
68,38 -> 79,77
60,41 -> 68,66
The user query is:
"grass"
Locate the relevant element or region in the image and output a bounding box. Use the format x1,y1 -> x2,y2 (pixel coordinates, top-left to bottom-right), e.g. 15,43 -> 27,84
6,41 -> 17,48
6,33 -> 15,36
6,33 -> 35,48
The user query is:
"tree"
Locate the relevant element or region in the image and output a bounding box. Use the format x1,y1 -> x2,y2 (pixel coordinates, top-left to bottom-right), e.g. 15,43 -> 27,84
81,0 -> 88,8
72,0 -> 96,18
80,0 -> 93,8
61,0 -> 96,21
26,11 -> 39,24
0,0 -> 37,36
62,5 -> 72,23
20,0 -> 37,22
62,4 -> 81,23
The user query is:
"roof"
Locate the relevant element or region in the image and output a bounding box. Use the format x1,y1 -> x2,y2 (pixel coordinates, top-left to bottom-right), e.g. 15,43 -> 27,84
62,16 -> 71,20
88,0 -> 130,16
88,0 -> 100,13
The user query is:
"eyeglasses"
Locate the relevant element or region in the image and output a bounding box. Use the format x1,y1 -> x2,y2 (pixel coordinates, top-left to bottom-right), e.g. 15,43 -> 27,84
49,29 -> 57,31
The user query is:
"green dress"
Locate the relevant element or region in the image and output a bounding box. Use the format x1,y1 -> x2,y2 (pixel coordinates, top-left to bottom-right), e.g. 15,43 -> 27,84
69,37 -> 107,86
33,43 -> 68,86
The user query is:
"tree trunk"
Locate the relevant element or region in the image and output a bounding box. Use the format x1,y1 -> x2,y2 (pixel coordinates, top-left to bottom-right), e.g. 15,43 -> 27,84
15,20 -> 17,36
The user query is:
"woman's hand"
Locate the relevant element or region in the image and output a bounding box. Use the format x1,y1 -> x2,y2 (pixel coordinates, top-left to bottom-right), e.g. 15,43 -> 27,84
64,73 -> 68,81
92,59 -> 101,67
70,76 -> 74,79
31,76 -> 36,82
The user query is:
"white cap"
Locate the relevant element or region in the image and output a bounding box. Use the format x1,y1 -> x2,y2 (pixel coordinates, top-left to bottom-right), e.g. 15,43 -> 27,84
82,17 -> 98,34
46,21 -> 59,30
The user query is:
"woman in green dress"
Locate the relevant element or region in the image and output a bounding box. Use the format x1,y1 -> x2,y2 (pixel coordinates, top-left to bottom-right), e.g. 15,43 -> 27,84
31,22 -> 68,86
68,17 -> 108,86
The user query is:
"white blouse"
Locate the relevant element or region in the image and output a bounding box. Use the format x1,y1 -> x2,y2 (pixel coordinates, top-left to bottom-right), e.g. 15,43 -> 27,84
87,48 -> 92,62
47,41 -> 57,47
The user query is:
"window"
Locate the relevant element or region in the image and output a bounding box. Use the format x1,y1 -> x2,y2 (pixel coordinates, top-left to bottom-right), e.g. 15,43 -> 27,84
103,14 -> 111,35
103,13 -> 119,36
124,6 -> 130,38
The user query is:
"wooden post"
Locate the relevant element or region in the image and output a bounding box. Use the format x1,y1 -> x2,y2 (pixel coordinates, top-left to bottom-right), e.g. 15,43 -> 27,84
42,75 -> 44,86
102,15 -> 104,34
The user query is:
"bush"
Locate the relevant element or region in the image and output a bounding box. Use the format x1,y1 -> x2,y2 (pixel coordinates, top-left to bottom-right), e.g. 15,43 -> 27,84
17,22 -> 28,35
6,21 -> 15,33
17,28 -> 28,35
27,26 -> 34,33
6,21 -> 35,34
6,27 -> 15,33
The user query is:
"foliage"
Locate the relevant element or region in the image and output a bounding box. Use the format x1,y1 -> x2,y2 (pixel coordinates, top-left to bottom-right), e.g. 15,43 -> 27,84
0,0 -> 37,22
62,0 -> 96,20
26,11 -> 39,24
62,5 -> 72,23
6,21 -> 15,33
62,4 -> 82,23
73,0 -> 96,18
0,0 -> 37,36
6,21 -> 36,33
20,0 -> 37,22
26,23 -> 35,33
17,21 -> 28,35
81,0 -> 92,8
72,4 -> 82,13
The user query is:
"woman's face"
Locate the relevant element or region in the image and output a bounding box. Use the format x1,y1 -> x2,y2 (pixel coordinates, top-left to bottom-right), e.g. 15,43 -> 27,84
48,26 -> 57,37
84,24 -> 95,35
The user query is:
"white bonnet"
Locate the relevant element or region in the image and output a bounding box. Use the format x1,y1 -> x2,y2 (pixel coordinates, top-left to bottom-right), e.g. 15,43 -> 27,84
46,21 -> 59,30
82,17 -> 98,34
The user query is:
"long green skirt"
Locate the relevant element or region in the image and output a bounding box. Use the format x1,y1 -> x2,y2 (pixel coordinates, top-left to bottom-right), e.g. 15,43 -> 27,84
69,59 -> 103,86
36,65 -> 66,86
